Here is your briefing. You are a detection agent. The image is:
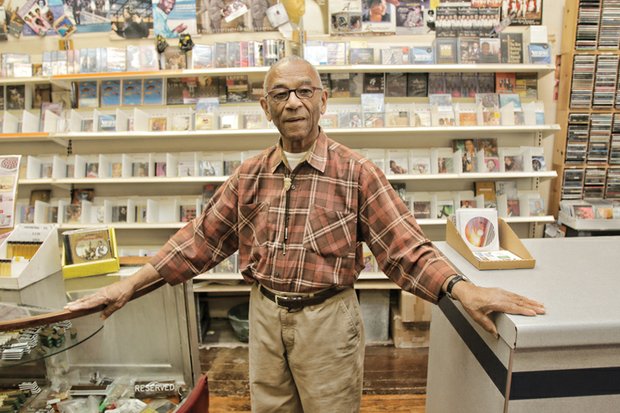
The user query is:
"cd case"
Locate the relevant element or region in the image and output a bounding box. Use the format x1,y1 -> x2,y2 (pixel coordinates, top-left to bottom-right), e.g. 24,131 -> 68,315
445,217 -> 535,270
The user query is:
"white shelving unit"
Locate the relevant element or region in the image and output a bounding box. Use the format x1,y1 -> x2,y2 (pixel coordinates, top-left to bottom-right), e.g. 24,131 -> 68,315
19,171 -> 557,186
0,63 -> 555,88
5,57 -> 557,274
56,215 -> 555,231
0,124 -> 560,145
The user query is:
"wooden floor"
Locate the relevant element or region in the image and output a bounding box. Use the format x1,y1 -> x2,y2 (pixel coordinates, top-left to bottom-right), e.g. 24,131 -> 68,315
200,346 -> 429,412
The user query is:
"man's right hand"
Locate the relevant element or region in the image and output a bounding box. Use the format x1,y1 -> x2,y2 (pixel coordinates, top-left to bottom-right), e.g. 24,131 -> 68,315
65,277 -> 137,319
65,263 -> 162,320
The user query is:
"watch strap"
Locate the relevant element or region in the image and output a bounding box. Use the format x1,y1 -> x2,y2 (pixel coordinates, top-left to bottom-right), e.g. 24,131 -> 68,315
446,274 -> 468,300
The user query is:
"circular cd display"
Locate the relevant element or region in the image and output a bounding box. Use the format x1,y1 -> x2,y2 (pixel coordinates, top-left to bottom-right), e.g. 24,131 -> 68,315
464,216 -> 496,248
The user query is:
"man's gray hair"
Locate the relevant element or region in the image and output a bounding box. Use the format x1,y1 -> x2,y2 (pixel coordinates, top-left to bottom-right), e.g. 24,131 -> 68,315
262,56 -> 322,92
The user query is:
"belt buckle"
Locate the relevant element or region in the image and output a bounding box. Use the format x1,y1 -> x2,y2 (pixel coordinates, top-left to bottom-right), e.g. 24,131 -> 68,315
275,294 -> 303,312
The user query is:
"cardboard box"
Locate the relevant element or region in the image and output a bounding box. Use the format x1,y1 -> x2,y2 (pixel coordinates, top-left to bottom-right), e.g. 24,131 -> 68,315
391,306 -> 430,349
399,291 -> 432,323
446,218 -> 535,270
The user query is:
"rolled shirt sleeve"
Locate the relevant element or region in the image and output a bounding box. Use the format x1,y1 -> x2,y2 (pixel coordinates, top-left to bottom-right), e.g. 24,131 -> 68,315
150,173 -> 240,285
357,160 -> 457,303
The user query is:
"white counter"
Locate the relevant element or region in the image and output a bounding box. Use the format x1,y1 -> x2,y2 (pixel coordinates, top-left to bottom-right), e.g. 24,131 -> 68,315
426,237 -> 620,413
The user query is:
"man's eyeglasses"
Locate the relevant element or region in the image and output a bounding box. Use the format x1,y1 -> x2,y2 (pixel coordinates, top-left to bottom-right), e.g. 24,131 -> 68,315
265,86 -> 323,103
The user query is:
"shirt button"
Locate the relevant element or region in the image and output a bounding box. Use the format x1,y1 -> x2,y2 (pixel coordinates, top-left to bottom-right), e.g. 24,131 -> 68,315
275,272 -> 280,277
291,184 -> 296,190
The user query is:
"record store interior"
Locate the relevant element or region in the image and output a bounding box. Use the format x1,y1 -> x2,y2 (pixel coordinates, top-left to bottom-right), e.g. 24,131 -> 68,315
0,0 -> 619,411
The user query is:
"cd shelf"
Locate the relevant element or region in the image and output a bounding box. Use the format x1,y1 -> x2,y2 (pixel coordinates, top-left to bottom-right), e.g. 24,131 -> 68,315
0,125 -> 560,147
0,64 -> 556,87
18,171 -> 558,186
59,216 -> 556,232
57,125 -> 560,142
5,29 -> 557,253
551,0 -> 620,218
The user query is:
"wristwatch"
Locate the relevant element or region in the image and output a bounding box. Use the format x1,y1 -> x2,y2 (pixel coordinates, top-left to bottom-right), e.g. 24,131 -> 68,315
446,274 -> 469,300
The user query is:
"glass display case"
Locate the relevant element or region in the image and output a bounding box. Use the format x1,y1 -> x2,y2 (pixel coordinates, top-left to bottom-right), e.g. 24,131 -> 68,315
0,276 -> 201,412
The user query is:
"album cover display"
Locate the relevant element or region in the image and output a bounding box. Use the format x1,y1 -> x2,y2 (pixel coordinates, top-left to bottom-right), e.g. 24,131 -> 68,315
63,228 -> 113,265
100,80 -> 121,107
455,208 -> 500,252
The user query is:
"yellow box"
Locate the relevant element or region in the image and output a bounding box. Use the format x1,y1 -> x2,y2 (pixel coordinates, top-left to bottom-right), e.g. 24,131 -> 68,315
446,218 -> 535,270
62,228 -> 120,279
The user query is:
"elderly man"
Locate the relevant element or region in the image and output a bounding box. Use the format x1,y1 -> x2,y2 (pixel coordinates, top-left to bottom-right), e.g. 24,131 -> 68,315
68,56 -> 544,412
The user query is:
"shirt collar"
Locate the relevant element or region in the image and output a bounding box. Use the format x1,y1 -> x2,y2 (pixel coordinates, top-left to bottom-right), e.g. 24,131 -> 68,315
268,129 -> 328,174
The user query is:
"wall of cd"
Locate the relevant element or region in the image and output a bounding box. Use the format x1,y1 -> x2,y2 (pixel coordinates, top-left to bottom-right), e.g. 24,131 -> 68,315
0,0 -> 567,253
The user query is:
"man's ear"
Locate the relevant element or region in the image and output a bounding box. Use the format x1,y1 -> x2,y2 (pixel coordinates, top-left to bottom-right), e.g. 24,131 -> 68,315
320,89 -> 328,115
259,98 -> 272,121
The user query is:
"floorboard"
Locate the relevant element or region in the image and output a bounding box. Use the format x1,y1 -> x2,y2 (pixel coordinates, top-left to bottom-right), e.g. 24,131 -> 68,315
208,394 -> 426,413
200,345 -> 429,411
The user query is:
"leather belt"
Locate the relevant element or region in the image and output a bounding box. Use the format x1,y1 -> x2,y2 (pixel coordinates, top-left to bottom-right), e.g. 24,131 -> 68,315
259,285 -> 344,311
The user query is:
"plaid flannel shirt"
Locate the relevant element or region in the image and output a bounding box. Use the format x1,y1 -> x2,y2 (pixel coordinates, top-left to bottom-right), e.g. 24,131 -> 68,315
150,131 -> 457,303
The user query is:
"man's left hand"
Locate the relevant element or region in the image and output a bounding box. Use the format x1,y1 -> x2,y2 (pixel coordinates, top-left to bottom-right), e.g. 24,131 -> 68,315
450,281 -> 546,338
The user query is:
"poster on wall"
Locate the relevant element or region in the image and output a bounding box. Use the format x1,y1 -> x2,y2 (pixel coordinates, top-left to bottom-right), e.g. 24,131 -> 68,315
6,0 -> 111,36
109,0 -> 152,38
57,0 -> 110,34
395,0 -> 432,34
52,13 -> 77,36
0,156 -> 21,230
501,0 -> 542,25
0,7 -> 9,40
196,0 -> 297,33
330,0 -> 430,35
248,0 -> 277,31
198,0 -> 248,33
329,0 -> 363,34
361,0 -> 396,33
17,0 -> 53,36
153,0 -> 197,37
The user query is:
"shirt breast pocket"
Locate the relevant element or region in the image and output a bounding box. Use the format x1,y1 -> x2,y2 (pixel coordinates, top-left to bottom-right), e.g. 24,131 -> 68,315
303,205 -> 357,258
238,202 -> 270,247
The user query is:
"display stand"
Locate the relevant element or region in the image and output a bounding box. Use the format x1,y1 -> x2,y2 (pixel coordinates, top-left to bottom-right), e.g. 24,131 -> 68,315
0,225 -> 64,309
445,218 -> 535,270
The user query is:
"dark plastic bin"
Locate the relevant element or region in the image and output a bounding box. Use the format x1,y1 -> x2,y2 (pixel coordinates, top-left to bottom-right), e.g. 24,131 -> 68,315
227,302 -> 249,343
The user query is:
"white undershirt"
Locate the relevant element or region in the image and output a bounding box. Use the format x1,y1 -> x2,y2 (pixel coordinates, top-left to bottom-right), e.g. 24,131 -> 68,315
283,150 -> 308,171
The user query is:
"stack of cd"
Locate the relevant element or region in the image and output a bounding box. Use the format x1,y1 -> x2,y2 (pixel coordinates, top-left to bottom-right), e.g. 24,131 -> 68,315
593,54 -> 619,108
588,113 -> 613,163
605,167 -> 620,198
610,114 -> 620,164
570,54 -> 596,108
57,320 -> 72,329
18,382 -> 41,395
0,332 -> 16,347
616,72 -> 620,108
18,329 -> 39,350
566,113 -> 590,164
584,167 -> 607,198
562,168 -> 586,200
576,0 -> 602,50
2,347 -> 24,360
599,0 -> 620,49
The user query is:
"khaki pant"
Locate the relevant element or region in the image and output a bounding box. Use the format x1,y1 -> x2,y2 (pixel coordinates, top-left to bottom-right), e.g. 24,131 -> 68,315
249,283 -> 365,413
